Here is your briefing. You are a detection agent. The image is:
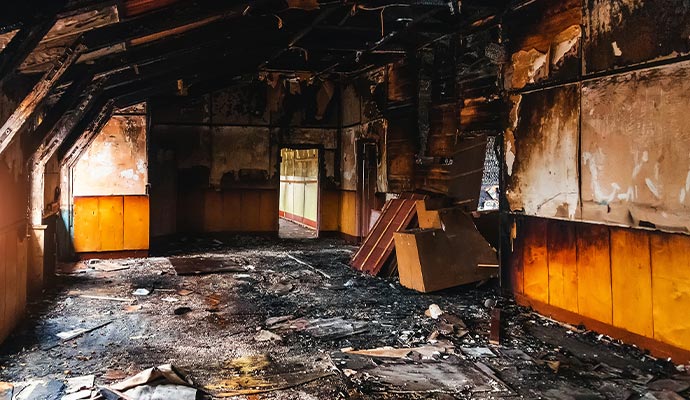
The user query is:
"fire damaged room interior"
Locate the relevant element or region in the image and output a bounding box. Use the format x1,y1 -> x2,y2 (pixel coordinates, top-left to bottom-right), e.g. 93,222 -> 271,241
1,0 -> 690,398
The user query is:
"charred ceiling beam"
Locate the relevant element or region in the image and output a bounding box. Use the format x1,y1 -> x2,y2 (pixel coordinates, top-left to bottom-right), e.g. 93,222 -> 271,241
0,18 -> 57,89
31,77 -> 104,165
0,41 -> 85,156
23,74 -> 93,159
60,97 -> 114,168
259,5 -> 347,70
318,7 -> 446,76
80,0 -> 251,52
63,15 -> 282,81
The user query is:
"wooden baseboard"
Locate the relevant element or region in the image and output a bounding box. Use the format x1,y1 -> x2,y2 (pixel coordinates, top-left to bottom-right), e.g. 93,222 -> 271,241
77,250 -> 149,260
514,293 -> 690,364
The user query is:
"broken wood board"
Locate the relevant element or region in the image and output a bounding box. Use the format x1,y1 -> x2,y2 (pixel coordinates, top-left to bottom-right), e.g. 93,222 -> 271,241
394,207 -> 498,292
332,352 -> 511,395
351,196 -> 423,276
344,345 -> 450,359
170,257 -> 247,276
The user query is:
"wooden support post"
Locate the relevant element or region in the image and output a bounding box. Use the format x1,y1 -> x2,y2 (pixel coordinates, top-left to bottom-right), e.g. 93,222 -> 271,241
27,79 -> 104,290
0,40 -> 86,156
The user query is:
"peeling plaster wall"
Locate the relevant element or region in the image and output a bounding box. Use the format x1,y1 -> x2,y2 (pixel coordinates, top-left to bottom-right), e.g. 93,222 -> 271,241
73,115 -> 147,196
581,62 -> 690,231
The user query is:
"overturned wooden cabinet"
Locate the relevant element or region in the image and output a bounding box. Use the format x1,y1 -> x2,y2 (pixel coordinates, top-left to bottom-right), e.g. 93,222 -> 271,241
394,202 -> 498,292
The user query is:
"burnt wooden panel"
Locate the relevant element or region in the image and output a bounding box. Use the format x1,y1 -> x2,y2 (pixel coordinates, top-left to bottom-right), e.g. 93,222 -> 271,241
584,0 -> 690,74
505,84 -> 580,219
576,223 -> 613,324
428,103 -> 457,157
387,117 -> 417,193
351,198 -> 420,276
581,62 -> 690,232
650,232 -> 690,351
522,217 -> 549,304
387,61 -> 415,104
122,0 -> 182,17
504,0 -> 582,90
507,217 -> 525,295
457,26 -> 504,135
546,220 -> 578,313
610,228 -> 653,338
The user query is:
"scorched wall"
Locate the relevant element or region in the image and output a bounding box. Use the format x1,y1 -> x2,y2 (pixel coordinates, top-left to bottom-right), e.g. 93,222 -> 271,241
503,0 -> 690,362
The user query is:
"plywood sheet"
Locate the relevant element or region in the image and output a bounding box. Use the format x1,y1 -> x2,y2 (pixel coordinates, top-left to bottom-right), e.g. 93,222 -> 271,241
241,191 -> 262,231
581,62 -> 690,232
123,196 -> 149,250
340,191 -> 357,237
610,228 -> 653,338
204,191 -> 224,232
522,218 -> 549,304
651,233 -> 690,350
576,224 -> 612,324
547,221 -> 578,313
99,197 -> 124,251
505,85 -> 580,219
74,197 -> 101,252
222,191 -> 242,231
259,191 -> 278,231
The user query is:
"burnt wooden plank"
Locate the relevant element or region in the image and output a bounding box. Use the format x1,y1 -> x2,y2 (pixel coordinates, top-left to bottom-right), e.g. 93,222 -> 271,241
33,79 -> 105,165
170,257 -> 245,276
0,18 -> 56,89
0,41 -> 85,156
351,198 -> 422,276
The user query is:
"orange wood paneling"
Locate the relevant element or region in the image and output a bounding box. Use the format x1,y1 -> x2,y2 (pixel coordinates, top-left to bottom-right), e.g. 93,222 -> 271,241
123,196 -> 150,250
74,197 -> 101,252
522,218 -> 549,303
576,224 -> 613,324
651,233 -> 690,351
75,196 -> 149,253
320,190 -> 340,232
16,236 -> 27,325
221,191 -> 242,231
340,191 -> 358,237
508,219 -> 525,294
547,221 -> 578,313
4,233 -> 17,333
204,191 -> 224,232
610,228 -> 653,338
0,233 -> 7,342
259,191 -> 278,231
98,197 -> 124,251
240,191 -> 261,231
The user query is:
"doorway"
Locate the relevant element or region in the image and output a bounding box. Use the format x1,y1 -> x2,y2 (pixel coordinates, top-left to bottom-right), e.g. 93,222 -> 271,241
279,148 -> 320,239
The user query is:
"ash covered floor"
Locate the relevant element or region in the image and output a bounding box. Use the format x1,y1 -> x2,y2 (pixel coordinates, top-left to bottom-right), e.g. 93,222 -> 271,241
0,235 -> 688,399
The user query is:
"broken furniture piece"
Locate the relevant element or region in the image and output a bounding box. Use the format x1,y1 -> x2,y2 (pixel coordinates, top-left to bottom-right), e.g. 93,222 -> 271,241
350,193 -> 426,276
393,202 -> 498,292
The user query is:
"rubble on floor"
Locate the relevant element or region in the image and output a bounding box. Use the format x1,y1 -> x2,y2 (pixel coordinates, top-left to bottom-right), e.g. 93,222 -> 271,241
0,234 -> 688,399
